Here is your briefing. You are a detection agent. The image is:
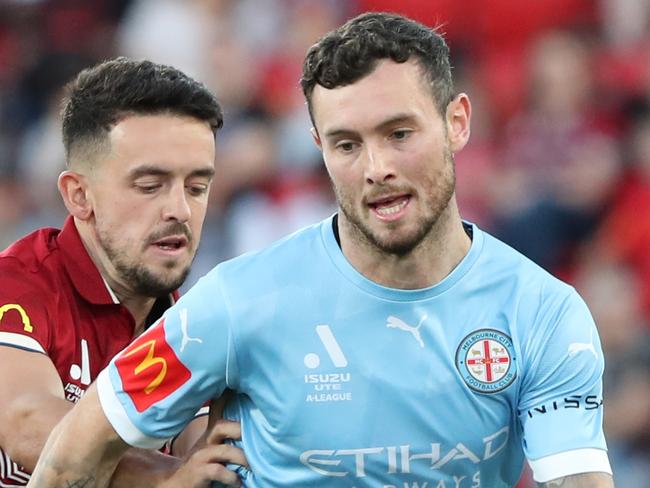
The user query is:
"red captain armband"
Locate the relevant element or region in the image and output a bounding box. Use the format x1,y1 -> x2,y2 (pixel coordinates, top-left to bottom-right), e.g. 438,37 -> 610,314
114,319 -> 191,412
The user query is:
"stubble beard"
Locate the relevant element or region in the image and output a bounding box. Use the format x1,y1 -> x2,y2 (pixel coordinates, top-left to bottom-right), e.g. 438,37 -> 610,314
335,148 -> 456,257
97,228 -> 193,298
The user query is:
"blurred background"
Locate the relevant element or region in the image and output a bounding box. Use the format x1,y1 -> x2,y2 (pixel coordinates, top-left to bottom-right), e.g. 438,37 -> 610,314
0,0 -> 648,485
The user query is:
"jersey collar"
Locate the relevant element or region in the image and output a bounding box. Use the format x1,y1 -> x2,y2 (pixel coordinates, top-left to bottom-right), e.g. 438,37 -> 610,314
321,214 -> 483,301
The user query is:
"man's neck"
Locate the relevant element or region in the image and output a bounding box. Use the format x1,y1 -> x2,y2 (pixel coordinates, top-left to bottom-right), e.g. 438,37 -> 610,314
338,199 -> 472,290
115,294 -> 157,337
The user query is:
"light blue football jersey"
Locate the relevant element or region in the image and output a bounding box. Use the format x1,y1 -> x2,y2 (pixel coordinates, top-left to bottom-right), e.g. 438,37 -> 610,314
98,217 -> 610,487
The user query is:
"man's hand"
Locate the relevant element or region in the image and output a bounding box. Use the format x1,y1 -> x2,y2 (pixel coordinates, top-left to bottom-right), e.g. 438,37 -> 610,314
159,419 -> 248,488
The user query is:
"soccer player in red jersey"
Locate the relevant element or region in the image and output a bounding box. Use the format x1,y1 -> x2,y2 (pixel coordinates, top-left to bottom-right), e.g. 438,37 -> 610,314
0,58 -> 245,487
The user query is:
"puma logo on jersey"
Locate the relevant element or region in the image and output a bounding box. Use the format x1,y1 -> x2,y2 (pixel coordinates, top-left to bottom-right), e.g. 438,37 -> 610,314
179,308 -> 203,353
386,315 -> 427,348
568,328 -> 597,358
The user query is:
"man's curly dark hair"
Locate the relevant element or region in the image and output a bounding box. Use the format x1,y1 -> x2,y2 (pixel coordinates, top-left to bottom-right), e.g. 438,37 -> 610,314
300,12 -> 454,127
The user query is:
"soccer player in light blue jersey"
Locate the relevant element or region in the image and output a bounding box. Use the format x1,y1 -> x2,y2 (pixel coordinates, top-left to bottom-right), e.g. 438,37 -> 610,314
30,12 -> 614,488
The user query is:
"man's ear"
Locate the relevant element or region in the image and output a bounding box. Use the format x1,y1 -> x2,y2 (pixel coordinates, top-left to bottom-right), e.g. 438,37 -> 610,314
58,170 -> 93,220
446,93 -> 471,153
310,127 -> 322,151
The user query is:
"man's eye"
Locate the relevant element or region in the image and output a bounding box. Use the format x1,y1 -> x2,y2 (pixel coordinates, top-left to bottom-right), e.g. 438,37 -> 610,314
187,185 -> 209,196
138,185 -> 161,194
391,129 -> 411,140
336,141 -> 357,153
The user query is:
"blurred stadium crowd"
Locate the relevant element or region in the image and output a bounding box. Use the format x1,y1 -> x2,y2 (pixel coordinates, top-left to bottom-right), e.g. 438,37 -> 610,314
0,0 -> 649,485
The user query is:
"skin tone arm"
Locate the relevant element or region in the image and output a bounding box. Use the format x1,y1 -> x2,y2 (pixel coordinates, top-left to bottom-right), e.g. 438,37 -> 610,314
0,347 -> 245,487
0,347 -> 71,472
29,383 -> 247,488
538,473 -> 615,487
28,381 -> 139,488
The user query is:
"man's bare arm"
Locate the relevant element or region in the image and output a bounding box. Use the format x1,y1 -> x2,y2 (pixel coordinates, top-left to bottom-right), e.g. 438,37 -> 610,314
27,383 -> 129,488
28,384 -> 246,488
0,346 -> 245,487
0,346 -> 181,485
0,347 -> 179,487
538,472 -> 614,487
0,346 -> 73,471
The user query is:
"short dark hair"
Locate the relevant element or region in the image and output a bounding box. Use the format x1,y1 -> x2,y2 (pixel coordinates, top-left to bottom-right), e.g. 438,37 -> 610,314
62,57 -> 223,166
301,12 -> 454,125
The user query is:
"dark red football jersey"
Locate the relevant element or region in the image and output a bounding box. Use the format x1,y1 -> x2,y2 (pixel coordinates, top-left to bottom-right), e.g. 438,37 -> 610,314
0,216 -> 176,485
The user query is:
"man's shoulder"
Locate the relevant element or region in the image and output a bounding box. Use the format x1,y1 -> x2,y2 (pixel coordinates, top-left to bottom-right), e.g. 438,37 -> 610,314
0,228 -> 66,350
471,226 -> 581,323
477,226 -> 573,292
0,226 -> 64,292
474,227 -> 588,332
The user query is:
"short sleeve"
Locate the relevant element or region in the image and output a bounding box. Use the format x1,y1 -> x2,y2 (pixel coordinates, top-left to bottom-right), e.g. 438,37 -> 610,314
98,267 -> 239,448
518,288 -> 611,482
0,261 -> 51,354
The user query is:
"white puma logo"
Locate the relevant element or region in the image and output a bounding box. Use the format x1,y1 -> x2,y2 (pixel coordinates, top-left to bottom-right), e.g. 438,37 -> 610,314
568,328 -> 597,358
179,308 -> 203,352
386,315 -> 427,348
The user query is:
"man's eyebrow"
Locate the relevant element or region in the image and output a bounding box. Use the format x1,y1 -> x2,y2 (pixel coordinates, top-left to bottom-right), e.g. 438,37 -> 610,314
373,113 -> 417,132
128,165 -> 215,179
323,113 -> 417,139
128,166 -> 170,179
189,167 -> 216,179
323,128 -> 358,140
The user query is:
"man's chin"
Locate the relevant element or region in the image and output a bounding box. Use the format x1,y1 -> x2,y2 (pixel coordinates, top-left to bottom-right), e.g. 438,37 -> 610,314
132,266 -> 190,297
366,226 -> 430,256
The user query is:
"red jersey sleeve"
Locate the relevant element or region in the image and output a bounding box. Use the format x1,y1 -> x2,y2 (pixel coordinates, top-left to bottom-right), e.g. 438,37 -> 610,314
0,258 -> 52,354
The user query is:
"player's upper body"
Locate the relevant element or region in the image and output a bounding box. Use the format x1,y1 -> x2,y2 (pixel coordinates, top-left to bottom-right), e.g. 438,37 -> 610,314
28,12 -> 613,488
0,57 -> 248,488
98,215 -> 611,487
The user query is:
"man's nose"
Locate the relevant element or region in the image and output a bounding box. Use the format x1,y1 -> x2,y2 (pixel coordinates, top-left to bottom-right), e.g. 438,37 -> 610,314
162,184 -> 191,222
363,145 -> 396,185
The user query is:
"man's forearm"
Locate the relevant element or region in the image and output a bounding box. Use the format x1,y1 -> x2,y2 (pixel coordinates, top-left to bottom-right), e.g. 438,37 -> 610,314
2,394 -> 73,472
29,383 -> 247,488
31,447 -> 181,488
538,472 -> 615,487
28,386 -> 130,488
27,438 -> 125,488
109,449 -> 182,488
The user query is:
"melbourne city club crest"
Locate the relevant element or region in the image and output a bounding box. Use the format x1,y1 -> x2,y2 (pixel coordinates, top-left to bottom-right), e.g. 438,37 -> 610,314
455,329 -> 517,394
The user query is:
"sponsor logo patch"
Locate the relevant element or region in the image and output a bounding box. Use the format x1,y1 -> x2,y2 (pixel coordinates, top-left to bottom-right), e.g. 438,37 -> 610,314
303,325 -> 353,403
455,329 -> 516,394
115,319 -> 191,412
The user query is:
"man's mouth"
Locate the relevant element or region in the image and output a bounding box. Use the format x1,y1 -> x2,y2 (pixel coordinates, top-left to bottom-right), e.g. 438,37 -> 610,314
368,195 -> 411,218
151,235 -> 189,251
